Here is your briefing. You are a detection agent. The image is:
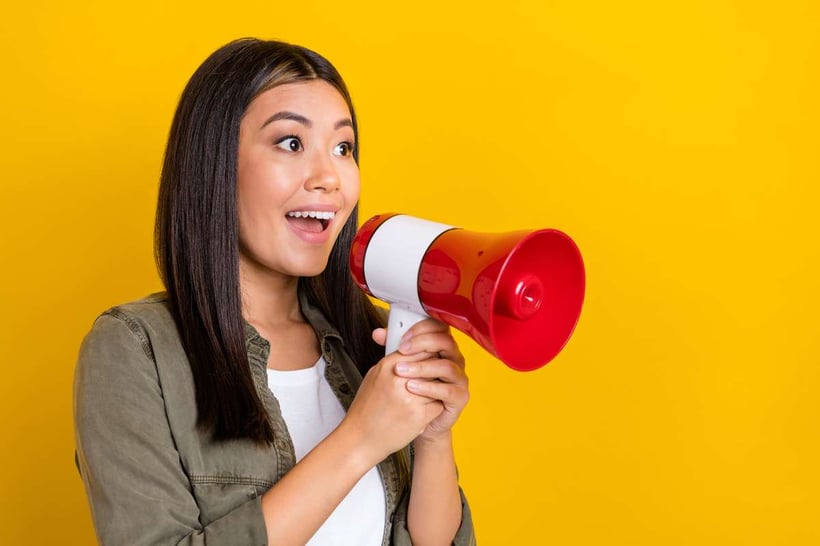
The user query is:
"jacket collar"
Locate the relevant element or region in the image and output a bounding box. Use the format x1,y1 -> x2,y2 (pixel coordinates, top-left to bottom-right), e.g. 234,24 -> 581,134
297,288 -> 344,344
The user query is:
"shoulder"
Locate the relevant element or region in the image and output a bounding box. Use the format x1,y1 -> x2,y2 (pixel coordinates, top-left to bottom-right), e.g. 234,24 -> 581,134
99,292 -> 175,354
103,291 -> 174,330
75,292 -> 194,412
79,292 -> 179,368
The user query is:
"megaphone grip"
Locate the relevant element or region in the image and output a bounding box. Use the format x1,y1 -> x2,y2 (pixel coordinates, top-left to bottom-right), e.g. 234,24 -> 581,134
385,306 -> 429,355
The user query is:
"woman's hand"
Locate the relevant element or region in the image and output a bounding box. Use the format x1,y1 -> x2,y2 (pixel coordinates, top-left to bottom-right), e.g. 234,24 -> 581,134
374,319 -> 470,544
340,348 -> 444,465
373,319 -> 470,442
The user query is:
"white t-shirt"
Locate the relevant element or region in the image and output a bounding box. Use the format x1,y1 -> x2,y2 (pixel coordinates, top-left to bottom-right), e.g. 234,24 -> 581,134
267,357 -> 385,545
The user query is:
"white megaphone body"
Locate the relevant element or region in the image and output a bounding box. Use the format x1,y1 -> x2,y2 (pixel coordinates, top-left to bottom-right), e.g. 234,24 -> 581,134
350,213 -> 586,371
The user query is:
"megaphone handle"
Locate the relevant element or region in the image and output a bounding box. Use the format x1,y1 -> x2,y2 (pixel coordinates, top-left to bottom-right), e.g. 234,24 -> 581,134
385,306 -> 429,355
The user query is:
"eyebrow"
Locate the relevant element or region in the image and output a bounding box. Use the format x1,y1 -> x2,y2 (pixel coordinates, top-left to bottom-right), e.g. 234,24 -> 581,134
260,111 -> 354,131
334,119 -> 354,130
260,111 -> 310,129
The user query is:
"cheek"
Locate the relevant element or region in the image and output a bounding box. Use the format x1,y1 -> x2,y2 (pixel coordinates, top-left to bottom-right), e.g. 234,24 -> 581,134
236,181 -> 282,243
344,166 -> 362,203
237,163 -> 293,217
236,177 -> 260,231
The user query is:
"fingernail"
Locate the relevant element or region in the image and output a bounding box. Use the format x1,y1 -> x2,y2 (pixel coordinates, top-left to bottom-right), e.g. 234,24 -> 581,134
396,362 -> 411,374
399,341 -> 412,353
407,379 -> 421,391
401,331 -> 414,342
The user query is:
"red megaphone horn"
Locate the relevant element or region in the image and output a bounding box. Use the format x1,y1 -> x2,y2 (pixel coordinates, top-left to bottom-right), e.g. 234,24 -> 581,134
350,214 -> 585,371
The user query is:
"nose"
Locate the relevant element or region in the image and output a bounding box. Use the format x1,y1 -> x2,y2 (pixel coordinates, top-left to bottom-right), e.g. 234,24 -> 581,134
305,150 -> 341,193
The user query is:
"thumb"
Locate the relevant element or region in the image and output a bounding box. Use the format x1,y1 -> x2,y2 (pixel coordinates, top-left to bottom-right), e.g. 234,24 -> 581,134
372,327 -> 387,347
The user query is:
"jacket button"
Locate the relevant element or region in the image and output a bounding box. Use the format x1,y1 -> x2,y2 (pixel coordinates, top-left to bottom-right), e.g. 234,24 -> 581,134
339,384 -> 352,395
322,341 -> 334,363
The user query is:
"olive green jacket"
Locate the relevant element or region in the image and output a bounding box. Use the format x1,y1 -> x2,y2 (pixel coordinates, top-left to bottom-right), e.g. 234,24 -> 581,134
74,292 -> 475,545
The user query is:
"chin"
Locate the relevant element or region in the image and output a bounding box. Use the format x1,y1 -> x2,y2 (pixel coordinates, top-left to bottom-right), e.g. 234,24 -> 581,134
290,258 -> 331,279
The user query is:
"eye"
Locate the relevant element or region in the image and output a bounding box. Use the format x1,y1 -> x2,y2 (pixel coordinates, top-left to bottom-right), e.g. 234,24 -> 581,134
333,141 -> 354,157
276,136 -> 303,152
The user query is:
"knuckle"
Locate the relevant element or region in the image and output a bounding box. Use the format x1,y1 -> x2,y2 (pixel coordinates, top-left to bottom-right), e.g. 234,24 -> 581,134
395,377 -> 411,395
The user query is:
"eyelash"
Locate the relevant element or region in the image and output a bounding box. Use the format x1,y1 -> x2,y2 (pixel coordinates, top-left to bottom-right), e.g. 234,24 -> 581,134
335,141 -> 355,157
275,135 -> 302,152
274,135 -> 356,157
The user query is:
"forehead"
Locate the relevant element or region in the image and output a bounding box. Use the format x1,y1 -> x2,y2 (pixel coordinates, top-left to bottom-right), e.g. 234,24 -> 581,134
243,80 -> 351,124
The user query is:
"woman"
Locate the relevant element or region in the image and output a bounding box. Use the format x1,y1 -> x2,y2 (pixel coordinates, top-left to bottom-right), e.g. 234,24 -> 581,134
74,38 -> 474,545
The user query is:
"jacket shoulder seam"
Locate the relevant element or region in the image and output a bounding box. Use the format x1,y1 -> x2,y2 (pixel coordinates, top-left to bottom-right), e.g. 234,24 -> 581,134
102,308 -> 156,362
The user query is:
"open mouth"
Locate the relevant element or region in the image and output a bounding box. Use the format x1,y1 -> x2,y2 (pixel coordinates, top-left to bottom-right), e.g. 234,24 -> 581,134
286,210 -> 335,233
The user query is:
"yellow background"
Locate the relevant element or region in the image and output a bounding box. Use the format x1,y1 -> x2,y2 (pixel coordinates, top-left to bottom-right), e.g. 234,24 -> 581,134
1,1 -> 818,544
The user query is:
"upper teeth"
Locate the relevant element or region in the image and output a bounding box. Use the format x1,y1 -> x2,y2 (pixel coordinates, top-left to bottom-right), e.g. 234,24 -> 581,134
287,211 -> 335,220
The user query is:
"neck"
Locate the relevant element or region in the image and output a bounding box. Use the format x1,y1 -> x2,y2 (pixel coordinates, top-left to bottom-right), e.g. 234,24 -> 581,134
239,261 -> 303,329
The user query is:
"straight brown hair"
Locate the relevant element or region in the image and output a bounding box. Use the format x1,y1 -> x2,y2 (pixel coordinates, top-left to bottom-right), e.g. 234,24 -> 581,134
155,38 -> 385,445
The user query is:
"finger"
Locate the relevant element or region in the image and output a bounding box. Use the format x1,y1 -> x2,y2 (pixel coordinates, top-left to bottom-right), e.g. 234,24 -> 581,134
372,328 -> 387,347
397,318 -> 460,361
398,331 -> 464,365
422,399 -> 445,426
407,378 -> 469,408
380,350 -> 435,369
401,318 -> 450,341
395,359 -> 468,386
393,350 -> 439,364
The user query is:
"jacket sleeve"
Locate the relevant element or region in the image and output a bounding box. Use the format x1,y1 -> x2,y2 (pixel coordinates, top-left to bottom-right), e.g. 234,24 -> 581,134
391,485 -> 476,545
73,313 -> 268,546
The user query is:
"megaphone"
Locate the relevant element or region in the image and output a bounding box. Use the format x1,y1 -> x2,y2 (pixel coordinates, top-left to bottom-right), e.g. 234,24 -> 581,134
350,213 -> 586,371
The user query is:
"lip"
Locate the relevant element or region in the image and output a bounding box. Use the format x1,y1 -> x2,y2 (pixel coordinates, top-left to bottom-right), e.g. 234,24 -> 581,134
284,204 -> 341,245
286,221 -> 333,244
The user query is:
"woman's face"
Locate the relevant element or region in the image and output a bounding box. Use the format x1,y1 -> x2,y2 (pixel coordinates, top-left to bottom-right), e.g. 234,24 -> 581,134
236,80 -> 360,282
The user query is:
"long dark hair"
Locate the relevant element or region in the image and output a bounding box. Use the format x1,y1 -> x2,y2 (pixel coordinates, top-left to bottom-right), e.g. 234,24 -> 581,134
155,38 -> 384,444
